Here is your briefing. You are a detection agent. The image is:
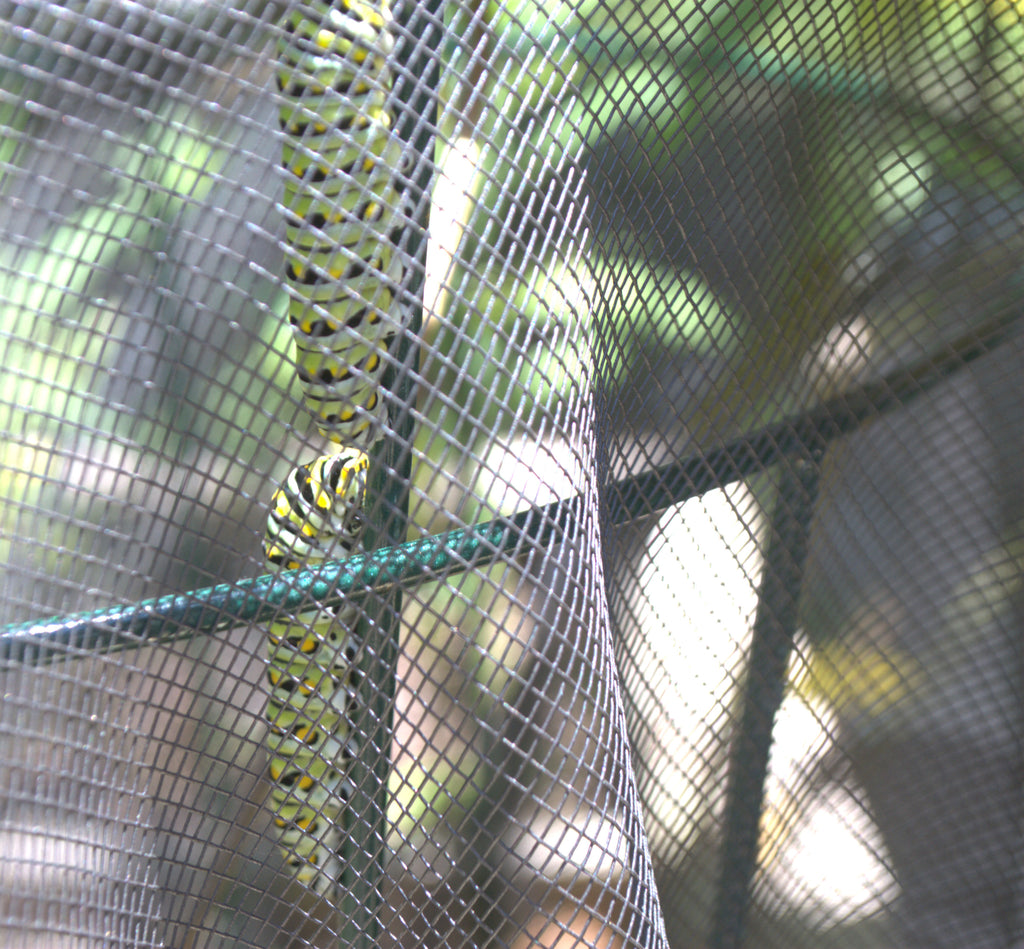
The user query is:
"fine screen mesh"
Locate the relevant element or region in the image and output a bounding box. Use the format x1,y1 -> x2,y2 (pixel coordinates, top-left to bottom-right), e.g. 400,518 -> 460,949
1,2 -> 1023,948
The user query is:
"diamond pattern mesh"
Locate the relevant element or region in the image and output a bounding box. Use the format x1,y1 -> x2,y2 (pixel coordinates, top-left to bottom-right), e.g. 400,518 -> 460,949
2,1 -> 1023,948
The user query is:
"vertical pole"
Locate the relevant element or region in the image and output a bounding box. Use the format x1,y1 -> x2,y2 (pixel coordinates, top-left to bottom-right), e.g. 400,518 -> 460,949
709,449 -> 821,949
340,1 -> 443,946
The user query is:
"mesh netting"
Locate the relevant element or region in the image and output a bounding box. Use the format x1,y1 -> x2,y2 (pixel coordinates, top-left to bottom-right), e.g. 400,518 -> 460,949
2,1 -> 1023,947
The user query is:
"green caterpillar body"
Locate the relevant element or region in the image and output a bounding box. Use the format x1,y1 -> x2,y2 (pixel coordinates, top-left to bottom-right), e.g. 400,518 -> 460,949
265,0 -> 407,896
278,0 -> 408,448
264,450 -> 370,893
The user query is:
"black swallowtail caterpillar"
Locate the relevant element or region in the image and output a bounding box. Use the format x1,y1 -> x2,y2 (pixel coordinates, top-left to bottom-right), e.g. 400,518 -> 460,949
279,0 -> 409,448
264,450 -> 370,893
263,0 -> 410,895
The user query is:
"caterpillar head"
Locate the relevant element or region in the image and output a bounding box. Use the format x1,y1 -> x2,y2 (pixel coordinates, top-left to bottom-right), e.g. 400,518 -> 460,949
264,449 -> 371,569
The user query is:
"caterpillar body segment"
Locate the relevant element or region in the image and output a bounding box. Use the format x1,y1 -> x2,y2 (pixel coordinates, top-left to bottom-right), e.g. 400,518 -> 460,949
263,450 -> 371,895
276,0 -> 409,447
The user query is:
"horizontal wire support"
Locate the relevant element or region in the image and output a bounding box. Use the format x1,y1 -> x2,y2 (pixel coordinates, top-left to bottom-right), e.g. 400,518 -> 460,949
1,308 -> 1019,665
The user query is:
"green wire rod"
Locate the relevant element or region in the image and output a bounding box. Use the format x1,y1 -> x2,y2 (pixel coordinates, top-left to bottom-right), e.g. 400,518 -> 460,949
1,309 -> 1018,665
